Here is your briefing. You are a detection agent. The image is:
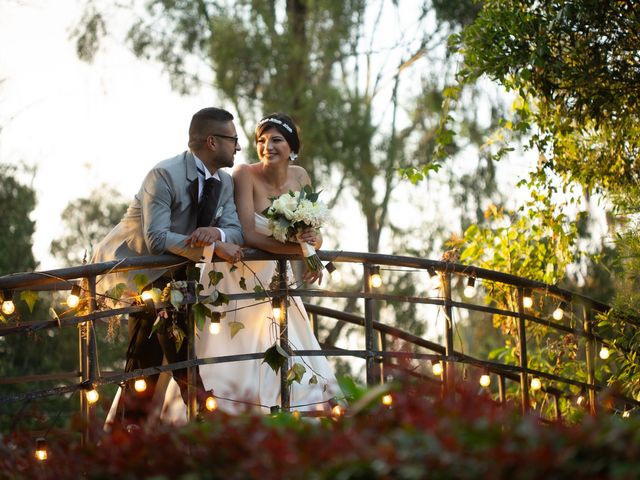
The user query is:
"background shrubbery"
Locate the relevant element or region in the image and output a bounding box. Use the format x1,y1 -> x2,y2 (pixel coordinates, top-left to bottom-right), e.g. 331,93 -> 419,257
3,378 -> 640,479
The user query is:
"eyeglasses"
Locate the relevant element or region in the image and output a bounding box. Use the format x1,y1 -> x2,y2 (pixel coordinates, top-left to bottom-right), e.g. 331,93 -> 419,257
210,133 -> 239,147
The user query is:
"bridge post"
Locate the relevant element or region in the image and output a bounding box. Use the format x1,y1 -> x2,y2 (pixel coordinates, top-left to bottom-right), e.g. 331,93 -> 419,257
78,313 -> 88,446
442,272 -> 455,398
85,277 -> 98,443
517,287 -> 530,414
278,259 -> 290,411
187,280 -> 197,421
583,305 -> 597,416
363,264 -> 377,387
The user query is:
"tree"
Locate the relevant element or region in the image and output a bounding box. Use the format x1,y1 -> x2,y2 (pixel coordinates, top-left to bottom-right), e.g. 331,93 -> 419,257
50,186 -> 128,267
0,164 -> 37,275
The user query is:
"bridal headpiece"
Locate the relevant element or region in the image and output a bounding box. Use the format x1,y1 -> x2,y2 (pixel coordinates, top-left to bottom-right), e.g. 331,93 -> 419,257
255,112 -> 301,154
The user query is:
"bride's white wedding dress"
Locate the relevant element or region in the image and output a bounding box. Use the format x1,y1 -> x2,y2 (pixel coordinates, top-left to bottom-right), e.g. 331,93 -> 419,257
160,213 -> 340,423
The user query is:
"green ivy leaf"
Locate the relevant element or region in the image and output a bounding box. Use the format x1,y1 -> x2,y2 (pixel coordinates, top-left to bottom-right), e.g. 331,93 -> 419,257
20,290 -> 39,313
133,274 -> 150,294
192,303 -> 209,331
0,314 -> 6,324
286,362 -> 306,386
254,285 -> 267,300
239,277 -> 247,290
208,270 -> 224,287
171,324 -> 186,352
170,288 -> 184,310
229,320 -> 245,339
212,292 -> 229,306
229,265 -> 238,272
262,343 -> 289,373
106,282 -> 128,307
186,264 -> 201,281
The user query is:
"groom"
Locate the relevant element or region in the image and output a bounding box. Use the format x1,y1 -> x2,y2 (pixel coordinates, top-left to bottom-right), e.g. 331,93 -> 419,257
93,107 -> 244,424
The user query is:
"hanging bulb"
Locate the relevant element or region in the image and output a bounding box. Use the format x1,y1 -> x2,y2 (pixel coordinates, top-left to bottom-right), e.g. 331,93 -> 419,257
66,284 -> 81,308
141,290 -> 154,302
427,268 -> 441,290
325,261 -> 336,275
1,290 -> 15,315
205,395 -> 218,412
381,394 -> 393,406
522,288 -> 533,309
209,316 -> 221,335
576,393 -> 585,406
329,397 -> 344,418
599,346 -> 610,360
34,438 -> 48,461
369,265 -> 382,289
552,301 -> 567,321
479,374 -> 491,387
432,361 -> 443,376
271,297 -> 283,321
463,276 -> 477,298
530,377 -> 542,390
622,410 -> 630,418
134,378 -> 147,393
85,388 -> 99,404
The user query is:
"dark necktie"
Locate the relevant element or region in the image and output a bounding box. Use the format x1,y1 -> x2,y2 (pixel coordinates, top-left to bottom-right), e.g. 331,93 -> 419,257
197,176 -> 221,227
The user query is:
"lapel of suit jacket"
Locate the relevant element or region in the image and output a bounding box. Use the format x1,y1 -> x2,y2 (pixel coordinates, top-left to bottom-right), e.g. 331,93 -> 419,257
185,151 -> 199,227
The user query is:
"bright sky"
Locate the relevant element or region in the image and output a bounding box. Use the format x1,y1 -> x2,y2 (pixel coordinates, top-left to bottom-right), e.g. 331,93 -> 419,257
1,0 -> 221,270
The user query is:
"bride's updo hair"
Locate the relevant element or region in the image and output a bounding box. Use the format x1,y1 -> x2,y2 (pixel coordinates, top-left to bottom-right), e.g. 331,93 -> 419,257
255,112 -> 301,154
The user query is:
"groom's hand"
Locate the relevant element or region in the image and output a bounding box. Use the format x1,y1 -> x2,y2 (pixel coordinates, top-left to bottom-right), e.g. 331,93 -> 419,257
215,241 -> 244,264
186,227 -> 222,247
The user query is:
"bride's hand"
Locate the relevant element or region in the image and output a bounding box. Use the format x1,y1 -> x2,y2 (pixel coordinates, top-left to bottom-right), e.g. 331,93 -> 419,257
298,227 -> 322,250
215,241 -> 244,264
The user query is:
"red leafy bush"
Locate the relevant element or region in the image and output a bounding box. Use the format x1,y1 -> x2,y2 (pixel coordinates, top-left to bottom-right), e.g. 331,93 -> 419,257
3,379 -> 640,479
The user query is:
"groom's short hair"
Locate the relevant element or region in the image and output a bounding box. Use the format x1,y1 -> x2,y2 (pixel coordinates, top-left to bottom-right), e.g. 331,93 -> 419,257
188,107 -> 234,147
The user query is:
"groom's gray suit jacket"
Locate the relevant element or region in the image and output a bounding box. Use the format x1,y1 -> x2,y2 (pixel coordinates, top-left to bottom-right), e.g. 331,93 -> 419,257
92,151 -> 243,295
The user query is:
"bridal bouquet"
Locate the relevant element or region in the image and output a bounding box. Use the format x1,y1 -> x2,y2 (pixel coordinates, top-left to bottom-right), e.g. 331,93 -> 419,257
263,186 -> 328,271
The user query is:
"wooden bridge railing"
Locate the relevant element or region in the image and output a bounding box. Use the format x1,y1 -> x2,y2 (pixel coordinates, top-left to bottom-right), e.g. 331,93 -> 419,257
1,250 -> 637,445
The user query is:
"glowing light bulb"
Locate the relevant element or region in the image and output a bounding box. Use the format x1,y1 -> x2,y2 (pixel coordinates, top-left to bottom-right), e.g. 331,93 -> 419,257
205,395 -> 218,411
463,277 -> 477,298
599,346 -> 610,359
369,266 -> 382,289
141,290 -> 154,302
552,307 -> 563,320
622,410 -> 630,418
134,378 -> 147,392
272,306 -> 282,320
2,300 -> 15,315
85,389 -> 99,404
479,374 -> 491,387
66,285 -> 81,308
35,438 -> 48,461
209,320 -> 221,335
382,394 -> 393,406
576,394 -> 585,406
530,377 -> 542,390
331,404 -> 344,417
432,362 -> 443,376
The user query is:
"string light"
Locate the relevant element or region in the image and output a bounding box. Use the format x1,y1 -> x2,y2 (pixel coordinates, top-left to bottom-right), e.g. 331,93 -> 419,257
205,395 -> 218,412
134,378 -> 147,393
432,361 -> 443,376
209,315 -> 221,335
463,276 -> 477,298
35,438 -> 48,461
576,393 -> 586,406
622,410 -> 630,418
329,398 -> 344,418
85,388 -> 99,404
552,301 -> 567,321
381,394 -> 393,406
66,284 -> 81,308
271,297 -> 283,321
530,377 -> 542,390
1,289 -> 15,315
479,374 -> 491,387
522,288 -> 533,309
369,265 -> 382,289
426,267 -> 439,290
599,346 -> 610,360
141,290 -> 154,302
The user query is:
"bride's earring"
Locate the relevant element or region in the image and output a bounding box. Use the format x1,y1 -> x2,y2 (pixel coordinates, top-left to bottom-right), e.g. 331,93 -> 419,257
289,153 -> 298,162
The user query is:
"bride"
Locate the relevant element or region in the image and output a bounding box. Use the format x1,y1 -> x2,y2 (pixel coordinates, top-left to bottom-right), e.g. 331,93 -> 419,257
161,113 -> 340,421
